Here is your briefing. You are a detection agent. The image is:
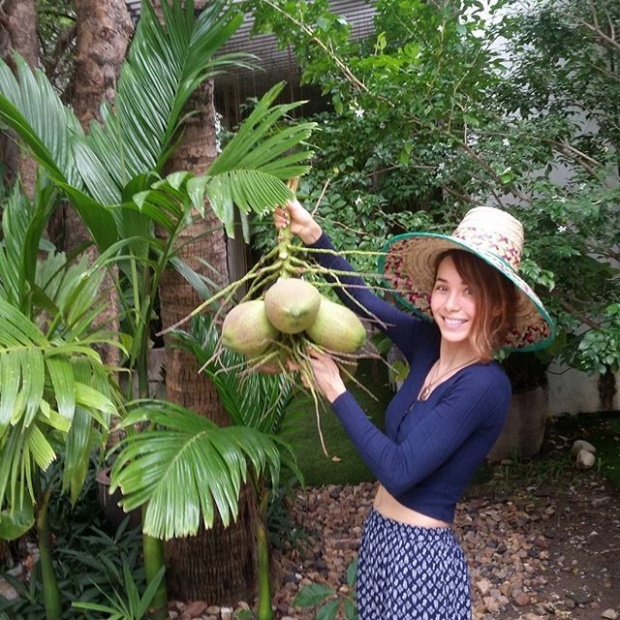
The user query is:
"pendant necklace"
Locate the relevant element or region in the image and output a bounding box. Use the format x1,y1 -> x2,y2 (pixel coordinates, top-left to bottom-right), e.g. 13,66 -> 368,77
419,357 -> 479,401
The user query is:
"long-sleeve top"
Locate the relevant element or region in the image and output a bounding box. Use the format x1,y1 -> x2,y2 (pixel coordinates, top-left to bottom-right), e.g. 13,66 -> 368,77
308,233 -> 511,523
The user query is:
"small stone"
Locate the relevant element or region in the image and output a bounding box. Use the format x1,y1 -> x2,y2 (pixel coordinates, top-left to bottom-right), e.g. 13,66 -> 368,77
567,589 -> 592,605
513,591 -> 531,606
476,578 -> 492,596
483,596 -> 501,613
571,439 -> 596,455
601,610 -> 618,620
0,578 -> 18,601
576,449 -> 596,468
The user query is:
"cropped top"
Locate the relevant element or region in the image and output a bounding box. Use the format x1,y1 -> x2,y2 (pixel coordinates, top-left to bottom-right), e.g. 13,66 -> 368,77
308,233 -> 511,523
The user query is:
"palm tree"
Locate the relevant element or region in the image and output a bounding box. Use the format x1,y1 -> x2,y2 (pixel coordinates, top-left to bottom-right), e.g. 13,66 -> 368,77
0,0 -> 315,616
0,185 -> 122,618
167,316 -> 303,620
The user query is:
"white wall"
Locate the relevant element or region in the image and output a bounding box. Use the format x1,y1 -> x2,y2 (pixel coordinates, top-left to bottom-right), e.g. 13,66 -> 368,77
547,362 -> 620,415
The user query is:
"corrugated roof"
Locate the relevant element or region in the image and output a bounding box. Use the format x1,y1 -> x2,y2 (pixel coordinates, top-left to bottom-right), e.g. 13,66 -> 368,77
215,1 -> 375,82
124,1 -> 376,116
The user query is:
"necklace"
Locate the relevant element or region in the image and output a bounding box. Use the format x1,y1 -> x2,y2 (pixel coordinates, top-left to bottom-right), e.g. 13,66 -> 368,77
419,357 -> 479,401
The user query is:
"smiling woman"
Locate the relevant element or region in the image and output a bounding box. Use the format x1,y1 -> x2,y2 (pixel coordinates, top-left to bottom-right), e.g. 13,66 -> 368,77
431,249 -> 519,361
275,200 -> 556,620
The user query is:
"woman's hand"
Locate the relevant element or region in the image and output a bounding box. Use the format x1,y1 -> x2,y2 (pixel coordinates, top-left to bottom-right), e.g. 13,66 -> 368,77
274,199 -> 323,245
305,348 -> 347,403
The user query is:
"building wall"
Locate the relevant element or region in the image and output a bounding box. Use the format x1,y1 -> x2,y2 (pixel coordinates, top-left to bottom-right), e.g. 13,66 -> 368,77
547,363 -> 620,415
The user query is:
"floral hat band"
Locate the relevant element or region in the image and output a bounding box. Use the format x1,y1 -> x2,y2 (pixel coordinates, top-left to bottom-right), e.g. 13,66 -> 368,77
378,206 -> 556,352
450,223 -> 523,272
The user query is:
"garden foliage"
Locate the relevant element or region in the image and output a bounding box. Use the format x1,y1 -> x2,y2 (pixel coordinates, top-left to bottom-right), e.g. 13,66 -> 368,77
247,0 -> 620,376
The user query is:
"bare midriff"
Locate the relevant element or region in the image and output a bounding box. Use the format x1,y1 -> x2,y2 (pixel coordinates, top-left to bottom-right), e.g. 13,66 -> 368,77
373,485 -> 451,529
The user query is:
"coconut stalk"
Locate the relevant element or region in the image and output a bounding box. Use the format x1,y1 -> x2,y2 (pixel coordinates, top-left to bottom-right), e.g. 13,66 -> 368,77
255,488 -> 273,620
158,177 -> 386,415
36,486 -> 62,620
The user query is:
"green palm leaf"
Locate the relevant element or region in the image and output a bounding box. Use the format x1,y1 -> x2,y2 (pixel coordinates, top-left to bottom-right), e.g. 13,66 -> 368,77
204,82 -> 316,238
85,0 -> 247,185
173,317 -> 293,434
0,55 -> 81,187
171,317 -> 303,481
111,400 -> 283,540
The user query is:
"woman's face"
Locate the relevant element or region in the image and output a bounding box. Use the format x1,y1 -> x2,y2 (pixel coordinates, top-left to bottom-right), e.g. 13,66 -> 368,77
430,255 -> 477,346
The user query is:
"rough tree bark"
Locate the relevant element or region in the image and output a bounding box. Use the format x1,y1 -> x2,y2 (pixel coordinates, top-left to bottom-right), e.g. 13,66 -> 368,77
158,78 -> 259,604
65,0 -> 133,368
0,0 -> 38,195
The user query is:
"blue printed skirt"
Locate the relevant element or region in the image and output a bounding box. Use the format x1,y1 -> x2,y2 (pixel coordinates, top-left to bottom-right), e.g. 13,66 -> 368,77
356,509 -> 472,620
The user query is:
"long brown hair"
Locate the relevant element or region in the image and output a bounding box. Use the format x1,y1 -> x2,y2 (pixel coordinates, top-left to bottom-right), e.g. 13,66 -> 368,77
435,250 -> 518,361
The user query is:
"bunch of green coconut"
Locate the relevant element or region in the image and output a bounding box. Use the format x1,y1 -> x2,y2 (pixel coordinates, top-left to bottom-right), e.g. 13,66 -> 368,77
220,275 -> 367,382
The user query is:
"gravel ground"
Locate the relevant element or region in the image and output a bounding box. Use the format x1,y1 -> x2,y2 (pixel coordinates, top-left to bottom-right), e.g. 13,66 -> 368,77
171,468 -> 620,620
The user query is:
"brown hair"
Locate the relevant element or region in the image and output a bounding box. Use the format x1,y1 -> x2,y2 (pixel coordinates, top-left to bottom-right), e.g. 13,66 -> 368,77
435,250 -> 518,361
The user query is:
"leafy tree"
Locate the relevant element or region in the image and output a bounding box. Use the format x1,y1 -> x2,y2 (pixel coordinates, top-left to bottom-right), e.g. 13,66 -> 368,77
247,0 -> 620,385
0,0 -> 314,616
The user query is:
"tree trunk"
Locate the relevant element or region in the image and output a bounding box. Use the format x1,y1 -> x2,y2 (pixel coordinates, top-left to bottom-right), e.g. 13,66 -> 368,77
65,0 -> 133,368
72,0 -> 133,125
159,79 -> 259,604
1,0 -> 38,195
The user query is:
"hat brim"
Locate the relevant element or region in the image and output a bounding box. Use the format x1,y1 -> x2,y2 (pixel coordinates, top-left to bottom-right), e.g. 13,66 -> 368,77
379,232 -> 556,352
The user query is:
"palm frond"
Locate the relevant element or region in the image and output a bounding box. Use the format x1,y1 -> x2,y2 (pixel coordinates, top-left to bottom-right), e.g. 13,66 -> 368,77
0,55 -> 82,187
0,420 -> 55,519
0,295 -> 118,430
171,317 -> 302,482
0,60 -> 119,251
111,399 -> 282,540
207,82 -> 315,180
86,0 -> 247,186
202,82 -> 316,237
0,186 -> 46,307
172,316 -> 293,434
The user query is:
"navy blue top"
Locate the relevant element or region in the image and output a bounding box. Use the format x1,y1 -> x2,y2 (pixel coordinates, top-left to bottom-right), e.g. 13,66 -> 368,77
309,233 -> 511,523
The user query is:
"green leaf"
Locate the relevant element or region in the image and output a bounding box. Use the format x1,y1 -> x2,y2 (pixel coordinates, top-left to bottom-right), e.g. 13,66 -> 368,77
293,583 -> 336,608
0,496 -> 34,540
317,600 -> 343,620
112,400 -> 282,540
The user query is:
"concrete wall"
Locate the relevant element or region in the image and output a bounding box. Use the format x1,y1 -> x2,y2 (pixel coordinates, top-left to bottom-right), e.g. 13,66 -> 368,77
547,362 -> 620,415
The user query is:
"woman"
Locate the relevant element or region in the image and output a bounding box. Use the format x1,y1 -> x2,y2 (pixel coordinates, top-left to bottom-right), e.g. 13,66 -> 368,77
275,200 -> 555,620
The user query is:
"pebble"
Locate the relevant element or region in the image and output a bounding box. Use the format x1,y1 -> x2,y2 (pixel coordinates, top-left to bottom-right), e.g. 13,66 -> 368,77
3,474 -> 619,620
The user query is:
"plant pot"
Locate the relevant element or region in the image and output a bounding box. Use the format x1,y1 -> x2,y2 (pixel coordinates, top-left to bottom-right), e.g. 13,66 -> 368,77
487,385 -> 549,462
95,467 -> 142,530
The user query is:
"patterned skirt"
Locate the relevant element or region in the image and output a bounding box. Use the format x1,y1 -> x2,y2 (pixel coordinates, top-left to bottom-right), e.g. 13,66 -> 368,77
356,508 -> 472,620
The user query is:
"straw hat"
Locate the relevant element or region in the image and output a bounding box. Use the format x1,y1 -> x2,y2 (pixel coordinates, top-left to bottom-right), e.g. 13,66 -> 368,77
379,206 -> 556,352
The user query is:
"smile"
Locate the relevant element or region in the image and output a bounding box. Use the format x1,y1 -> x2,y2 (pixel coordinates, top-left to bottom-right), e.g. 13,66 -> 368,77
442,317 -> 468,328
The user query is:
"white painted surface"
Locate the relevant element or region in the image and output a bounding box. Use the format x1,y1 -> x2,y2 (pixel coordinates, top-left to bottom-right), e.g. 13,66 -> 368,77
547,362 -> 619,415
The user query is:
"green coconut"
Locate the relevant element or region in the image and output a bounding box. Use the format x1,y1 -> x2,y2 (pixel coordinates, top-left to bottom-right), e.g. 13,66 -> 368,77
264,278 -> 321,334
221,299 -> 278,356
306,297 -> 367,353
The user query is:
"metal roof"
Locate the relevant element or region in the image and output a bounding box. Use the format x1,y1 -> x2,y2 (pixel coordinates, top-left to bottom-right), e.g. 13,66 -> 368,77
124,1 -> 376,116
215,1 -> 375,83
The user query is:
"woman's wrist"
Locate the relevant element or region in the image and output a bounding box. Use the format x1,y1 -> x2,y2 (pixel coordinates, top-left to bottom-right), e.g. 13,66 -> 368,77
323,382 -> 346,404
299,222 -> 323,245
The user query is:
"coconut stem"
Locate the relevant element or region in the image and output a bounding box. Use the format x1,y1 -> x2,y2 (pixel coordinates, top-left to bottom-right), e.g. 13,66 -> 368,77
157,248 -> 282,336
276,177 -> 302,279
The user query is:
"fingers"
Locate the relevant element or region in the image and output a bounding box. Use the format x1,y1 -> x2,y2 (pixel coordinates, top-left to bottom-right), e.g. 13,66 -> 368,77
273,205 -> 290,229
274,200 -> 301,229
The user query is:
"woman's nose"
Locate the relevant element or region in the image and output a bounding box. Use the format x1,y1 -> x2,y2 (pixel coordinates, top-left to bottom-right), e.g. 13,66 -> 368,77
445,291 -> 461,310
